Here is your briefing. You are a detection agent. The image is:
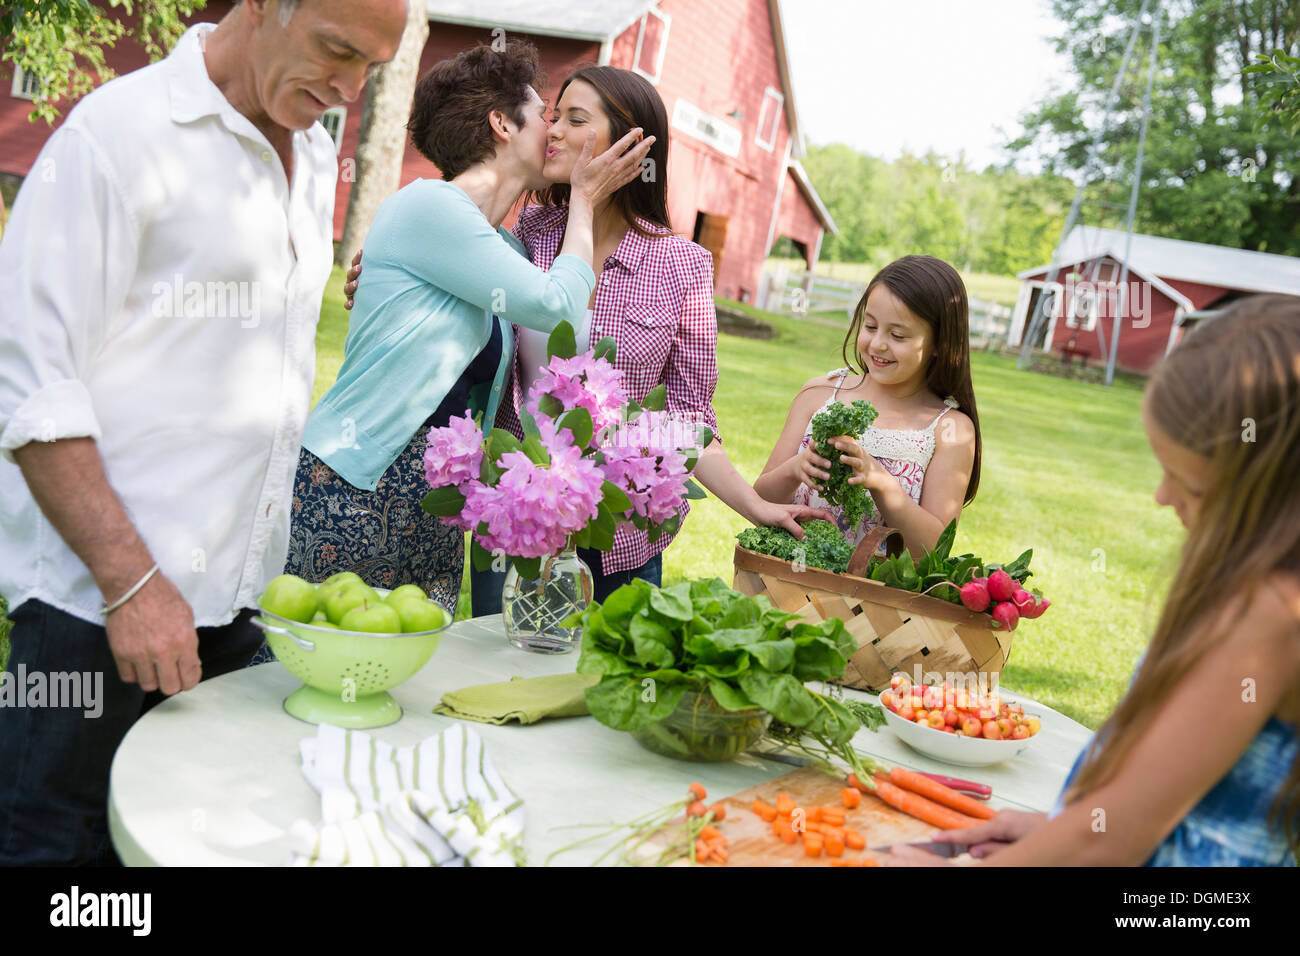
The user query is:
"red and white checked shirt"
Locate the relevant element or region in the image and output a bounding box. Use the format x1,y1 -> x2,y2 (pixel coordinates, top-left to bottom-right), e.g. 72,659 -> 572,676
497,203 -> 722,575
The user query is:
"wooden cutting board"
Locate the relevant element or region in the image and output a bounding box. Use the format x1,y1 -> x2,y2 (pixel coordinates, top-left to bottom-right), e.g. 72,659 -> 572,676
686,766 -> 965,866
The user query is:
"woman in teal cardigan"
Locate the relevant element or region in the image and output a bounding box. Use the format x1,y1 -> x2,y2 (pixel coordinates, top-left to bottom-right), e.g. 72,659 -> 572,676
281,41 -> 652,612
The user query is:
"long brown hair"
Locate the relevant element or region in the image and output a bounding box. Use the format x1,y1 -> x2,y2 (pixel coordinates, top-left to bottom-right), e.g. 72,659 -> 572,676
1063,294 -> 1300,854
532,66 -> 672,238
840,255 -> 981,504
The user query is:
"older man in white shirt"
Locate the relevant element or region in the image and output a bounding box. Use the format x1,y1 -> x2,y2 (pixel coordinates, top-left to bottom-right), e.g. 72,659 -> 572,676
0,0 -> 408,865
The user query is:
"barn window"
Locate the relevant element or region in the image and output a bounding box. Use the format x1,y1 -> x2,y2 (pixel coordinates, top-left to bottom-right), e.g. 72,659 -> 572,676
755,86 -> 784,151
632,6 -> 671,85
10,65 -> 44,102
1065,286 -> 1098,331
319,106 -> 347,154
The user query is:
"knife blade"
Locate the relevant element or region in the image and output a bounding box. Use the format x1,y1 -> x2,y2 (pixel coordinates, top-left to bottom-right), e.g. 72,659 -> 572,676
870,840 -> 969,858
750,749 -> 813,769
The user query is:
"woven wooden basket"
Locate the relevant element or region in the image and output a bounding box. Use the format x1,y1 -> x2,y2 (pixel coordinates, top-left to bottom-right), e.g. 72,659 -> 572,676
732,527 -> 1013,693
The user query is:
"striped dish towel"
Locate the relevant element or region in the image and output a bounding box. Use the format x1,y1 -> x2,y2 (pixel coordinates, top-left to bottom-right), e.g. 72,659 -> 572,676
286,722 -> 525,866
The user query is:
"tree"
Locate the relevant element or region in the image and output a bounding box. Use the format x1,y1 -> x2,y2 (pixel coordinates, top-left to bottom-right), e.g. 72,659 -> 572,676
336,0 -> 427,266
1008,0 -> 1300,255
0,1 -> 205,124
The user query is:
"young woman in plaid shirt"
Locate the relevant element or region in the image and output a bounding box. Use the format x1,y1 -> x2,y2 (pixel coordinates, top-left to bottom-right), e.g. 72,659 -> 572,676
486,67 -> 828,607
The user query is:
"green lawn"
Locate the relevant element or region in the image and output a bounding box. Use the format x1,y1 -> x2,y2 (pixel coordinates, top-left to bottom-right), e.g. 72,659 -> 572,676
2,268 -> 1176,730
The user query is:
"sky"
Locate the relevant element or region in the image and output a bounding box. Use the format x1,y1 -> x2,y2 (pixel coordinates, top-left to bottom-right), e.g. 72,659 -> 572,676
781,0 -> 1072,169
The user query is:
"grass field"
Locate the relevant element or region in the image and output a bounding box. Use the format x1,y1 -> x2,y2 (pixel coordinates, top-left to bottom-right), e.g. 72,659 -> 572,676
2,267 -> 1179,730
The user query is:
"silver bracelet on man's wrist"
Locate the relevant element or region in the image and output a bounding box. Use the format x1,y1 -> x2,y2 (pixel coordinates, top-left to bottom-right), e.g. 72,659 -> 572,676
101,563 -> 160,616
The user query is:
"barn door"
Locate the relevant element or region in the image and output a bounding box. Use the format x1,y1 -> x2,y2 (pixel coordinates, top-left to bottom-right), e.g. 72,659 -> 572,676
692,212 -> 728,287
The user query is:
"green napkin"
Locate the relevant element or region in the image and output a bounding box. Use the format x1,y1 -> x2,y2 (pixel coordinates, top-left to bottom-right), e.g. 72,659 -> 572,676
435,673 -> 598,725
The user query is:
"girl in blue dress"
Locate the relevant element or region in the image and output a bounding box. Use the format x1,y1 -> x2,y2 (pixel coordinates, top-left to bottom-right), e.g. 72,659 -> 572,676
892,294 -> 1300,866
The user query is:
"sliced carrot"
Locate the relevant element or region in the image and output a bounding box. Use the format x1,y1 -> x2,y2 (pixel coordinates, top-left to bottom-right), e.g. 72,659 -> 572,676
776,793 -> 795,816
686,800 -> 708,817
804,841 -> 823,858
844,829 -> 866,850
688,782 -> 707,801
884,766 -> 996,820
805,806 -> 822,823
822,826 -> 845,843
802,821 -> 824,835
825,836 -> 845,857
708,802 -> 727,822
711,845 -> 728,863
820,809 -> 846,827
693,839 -> 711,862
841,787 -> 862,808
778,826 -> 797,845
757,805 -> 777,822
699,824 -> 722,841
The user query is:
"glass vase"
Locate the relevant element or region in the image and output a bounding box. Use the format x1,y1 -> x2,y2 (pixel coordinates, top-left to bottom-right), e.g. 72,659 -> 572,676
502,544 -> 594,654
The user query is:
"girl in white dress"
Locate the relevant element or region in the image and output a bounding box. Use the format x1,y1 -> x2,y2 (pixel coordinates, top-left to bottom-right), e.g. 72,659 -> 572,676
754,255 -> 982,561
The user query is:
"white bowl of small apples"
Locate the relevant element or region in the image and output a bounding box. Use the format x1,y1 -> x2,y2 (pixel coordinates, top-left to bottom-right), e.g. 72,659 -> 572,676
875,674 -> 1042,768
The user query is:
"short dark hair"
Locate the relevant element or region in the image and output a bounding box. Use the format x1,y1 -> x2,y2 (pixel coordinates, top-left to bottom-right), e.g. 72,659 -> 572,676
407,40 -> 544,179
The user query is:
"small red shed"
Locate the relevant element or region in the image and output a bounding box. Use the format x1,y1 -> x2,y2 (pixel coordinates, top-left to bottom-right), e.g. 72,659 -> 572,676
1009,225 -> 1300,374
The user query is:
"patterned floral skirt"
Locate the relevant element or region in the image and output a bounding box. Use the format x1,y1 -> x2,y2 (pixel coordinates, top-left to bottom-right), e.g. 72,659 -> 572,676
283,430 -> 464,605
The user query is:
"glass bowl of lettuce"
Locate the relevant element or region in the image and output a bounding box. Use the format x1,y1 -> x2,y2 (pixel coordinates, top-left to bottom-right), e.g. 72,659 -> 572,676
568,578 -> 863,763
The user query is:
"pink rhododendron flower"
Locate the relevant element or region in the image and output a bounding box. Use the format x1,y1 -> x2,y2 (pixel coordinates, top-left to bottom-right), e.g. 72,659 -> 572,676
423,411 -> 484,489
525,351 -> 627,437
601,411 -> 692,526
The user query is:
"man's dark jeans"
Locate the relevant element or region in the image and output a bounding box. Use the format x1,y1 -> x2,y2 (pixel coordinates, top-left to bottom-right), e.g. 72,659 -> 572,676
0,598 -> 263,866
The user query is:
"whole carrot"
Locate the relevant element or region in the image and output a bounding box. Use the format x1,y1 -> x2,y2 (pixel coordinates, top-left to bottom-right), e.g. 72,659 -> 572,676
884,767 -> 997,820
848,773 -> 982,830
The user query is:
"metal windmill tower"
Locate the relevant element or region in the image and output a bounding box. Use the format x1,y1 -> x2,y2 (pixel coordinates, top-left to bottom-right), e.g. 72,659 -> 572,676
1015,0 -> 1162,386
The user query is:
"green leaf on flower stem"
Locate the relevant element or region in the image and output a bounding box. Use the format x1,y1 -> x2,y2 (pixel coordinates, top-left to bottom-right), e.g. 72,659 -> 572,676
572,524 -> 592,550
558,406 -> 593,448
470,538 -> 495,572
486,428 -> 522,461
589,503 -> 616,551
518,406 -> 542,436
420,485 -> 465,517
512,556 -> 542,580
592,336 -> 617,363
682,446 -> 699,471
694,425 -> 715,450
547,321 -> 577,360
684,478 -> 707,500
641,385 -> 667,411
538,394 -> 565,419
522,434 -> 550,466
600,480 -> 632,515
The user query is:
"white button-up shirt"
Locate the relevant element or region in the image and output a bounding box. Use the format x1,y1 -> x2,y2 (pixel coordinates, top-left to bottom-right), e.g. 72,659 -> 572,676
0,23 -> 337,627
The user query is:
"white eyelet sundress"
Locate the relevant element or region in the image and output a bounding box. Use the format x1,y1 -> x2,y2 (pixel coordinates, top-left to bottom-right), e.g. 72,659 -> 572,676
791,368 -> 960,551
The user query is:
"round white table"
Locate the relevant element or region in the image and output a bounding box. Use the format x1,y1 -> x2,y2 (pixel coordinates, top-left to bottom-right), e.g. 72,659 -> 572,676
108,616 -> 1094,866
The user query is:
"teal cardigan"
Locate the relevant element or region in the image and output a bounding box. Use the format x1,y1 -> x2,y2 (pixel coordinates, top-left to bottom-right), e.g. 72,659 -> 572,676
303,180 -> 595,490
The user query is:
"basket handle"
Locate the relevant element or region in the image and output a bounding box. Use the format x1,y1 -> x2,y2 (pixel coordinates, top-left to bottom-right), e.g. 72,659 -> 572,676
847,525 -> 905,577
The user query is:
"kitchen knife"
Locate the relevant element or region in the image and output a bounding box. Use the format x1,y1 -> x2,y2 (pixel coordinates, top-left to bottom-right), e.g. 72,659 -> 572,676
870,840 -> 970,858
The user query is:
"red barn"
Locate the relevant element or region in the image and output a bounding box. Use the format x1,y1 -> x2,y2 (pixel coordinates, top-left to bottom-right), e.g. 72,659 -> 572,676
1009,225 -> 1300,373
0,0 -> 835,302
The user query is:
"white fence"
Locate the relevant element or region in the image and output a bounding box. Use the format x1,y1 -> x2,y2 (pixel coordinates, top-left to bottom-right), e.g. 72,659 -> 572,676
758,267 -> 1012,348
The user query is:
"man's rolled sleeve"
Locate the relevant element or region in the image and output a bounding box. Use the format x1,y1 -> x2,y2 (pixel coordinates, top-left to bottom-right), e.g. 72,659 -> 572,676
664,249 -> 722,446
0,126 -> 132,464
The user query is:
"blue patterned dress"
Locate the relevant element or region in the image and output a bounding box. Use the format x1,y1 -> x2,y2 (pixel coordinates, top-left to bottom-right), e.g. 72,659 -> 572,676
1051,716 -> 1299,866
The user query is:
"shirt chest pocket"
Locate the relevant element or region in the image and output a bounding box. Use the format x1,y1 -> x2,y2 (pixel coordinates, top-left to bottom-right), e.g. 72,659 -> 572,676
618,305 -> 678,371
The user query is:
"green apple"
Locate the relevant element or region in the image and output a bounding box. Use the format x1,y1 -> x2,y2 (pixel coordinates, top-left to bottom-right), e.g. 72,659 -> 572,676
259,574 -> 319,623
311,610 -> 328,622
324,583 -> 378,625
385,584 -> 427,605
338,601 -> 402,634
389,598 -> 448,633
322,571 -> 365,590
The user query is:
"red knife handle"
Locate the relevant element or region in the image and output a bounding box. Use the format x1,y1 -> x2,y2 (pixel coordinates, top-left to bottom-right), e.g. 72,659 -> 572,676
918,772 -> 992,797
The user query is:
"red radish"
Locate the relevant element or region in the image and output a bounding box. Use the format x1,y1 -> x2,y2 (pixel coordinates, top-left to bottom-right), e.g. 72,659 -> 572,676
1008,590 -> 1040,613
987,570 -> 1015,602
991,601 -> 1020,630
960,580 -> 991,612
1020,597 -> 1051,620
